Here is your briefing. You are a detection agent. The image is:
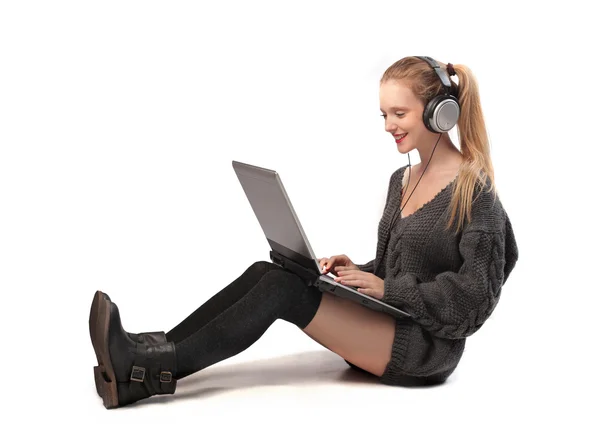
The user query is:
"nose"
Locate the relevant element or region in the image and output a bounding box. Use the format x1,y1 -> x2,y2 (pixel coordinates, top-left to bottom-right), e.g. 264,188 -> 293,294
385,121 -> 397,134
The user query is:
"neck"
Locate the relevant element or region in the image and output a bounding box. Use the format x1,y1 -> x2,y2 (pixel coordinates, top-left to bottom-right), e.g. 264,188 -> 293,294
412,133 -> 463,174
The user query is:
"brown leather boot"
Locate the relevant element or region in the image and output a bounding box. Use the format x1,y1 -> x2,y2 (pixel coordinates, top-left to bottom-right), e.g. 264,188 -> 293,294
89,290 -> 177,409
89,292 -> 168,399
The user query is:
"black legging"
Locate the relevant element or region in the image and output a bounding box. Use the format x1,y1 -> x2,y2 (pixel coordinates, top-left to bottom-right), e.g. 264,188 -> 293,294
167,261 -> 323,379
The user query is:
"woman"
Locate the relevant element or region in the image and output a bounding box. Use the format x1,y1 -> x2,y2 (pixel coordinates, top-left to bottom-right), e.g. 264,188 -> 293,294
89,56 -> 519,409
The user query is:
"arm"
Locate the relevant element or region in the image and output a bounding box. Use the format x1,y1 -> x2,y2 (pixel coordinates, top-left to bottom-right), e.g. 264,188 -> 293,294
382,225 -> 517,340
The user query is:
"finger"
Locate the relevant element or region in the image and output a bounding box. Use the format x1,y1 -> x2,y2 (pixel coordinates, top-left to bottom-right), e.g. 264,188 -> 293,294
337,277 -> 356,286
336,269 -> 360,277
337,265 -> 359,272
356,288 -> 372,296
335,273 -> 357,283
329,257 -> 344,272
334,271 -> 348,279
339,278 -> 367,288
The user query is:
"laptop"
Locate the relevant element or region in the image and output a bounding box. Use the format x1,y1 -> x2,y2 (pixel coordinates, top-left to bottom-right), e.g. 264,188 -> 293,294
232,160 -> 411,320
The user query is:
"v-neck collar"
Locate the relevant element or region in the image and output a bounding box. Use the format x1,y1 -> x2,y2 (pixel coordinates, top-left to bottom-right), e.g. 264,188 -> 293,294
398,165 -> 458,222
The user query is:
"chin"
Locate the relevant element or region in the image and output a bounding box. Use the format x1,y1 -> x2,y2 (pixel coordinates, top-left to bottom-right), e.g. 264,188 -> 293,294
397,142 -> 413,153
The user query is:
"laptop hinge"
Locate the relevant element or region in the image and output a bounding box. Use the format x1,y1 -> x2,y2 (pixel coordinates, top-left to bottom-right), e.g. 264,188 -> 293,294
269,250 -> 319,286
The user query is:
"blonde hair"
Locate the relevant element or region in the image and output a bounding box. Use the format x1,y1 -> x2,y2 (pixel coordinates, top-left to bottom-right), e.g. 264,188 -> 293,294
381,56 -> 497,235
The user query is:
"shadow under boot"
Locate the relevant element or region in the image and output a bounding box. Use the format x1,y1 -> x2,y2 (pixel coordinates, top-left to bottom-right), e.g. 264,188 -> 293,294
89,290 -> 177,409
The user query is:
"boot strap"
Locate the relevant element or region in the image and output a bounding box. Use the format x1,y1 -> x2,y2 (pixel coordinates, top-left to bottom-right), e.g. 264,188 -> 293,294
128,340 -> 177,394
130,366 -> 174,384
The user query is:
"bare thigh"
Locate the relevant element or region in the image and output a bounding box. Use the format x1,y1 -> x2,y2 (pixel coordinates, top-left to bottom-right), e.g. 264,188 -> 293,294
302,292 -> 396,377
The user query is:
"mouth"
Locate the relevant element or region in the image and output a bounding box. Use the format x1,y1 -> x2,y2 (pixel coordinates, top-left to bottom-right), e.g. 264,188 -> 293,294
395,133 -> 408,143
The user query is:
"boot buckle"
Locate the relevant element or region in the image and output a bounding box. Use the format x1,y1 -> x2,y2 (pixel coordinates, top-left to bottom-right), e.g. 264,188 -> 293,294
160,371 -> 172,383
130,366 -> 146,382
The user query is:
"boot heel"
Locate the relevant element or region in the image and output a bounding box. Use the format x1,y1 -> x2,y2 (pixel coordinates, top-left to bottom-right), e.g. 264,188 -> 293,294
94,364 -> 119,409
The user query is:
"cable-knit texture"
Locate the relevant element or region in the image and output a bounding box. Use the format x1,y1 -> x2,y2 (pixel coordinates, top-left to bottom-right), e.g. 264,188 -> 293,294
356,165 -> 519,385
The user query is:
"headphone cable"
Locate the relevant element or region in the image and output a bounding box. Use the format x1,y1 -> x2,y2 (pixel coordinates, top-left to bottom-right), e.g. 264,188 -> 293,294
390,133 -> 443,228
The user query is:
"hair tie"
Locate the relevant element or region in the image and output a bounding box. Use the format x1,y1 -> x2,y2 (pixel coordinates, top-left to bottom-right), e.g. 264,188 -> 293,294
447,63 -> 457,77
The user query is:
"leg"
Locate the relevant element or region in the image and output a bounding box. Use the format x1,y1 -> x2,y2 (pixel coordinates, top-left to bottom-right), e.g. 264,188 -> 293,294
174,266 -> 396,379
174,268 -> 322,379
303,292 -> 396,377
91,259 -> 276,401
90,264 -> 394,408
88,264 -> 320,408
166,261 -> 281,344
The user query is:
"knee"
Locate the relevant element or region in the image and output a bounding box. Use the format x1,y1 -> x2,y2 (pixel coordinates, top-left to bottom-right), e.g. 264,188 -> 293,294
258,269 -> 322,328
259,267 -> 300,286
248,260 -> 283,277
257,269 -> 314,302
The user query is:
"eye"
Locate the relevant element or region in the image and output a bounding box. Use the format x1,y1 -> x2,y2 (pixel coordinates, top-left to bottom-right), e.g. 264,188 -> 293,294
380,113 -> 405,119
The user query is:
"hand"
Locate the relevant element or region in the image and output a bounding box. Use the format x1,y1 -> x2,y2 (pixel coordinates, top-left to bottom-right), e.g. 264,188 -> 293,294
318,254 -> 359,276
334,266 -> 385,300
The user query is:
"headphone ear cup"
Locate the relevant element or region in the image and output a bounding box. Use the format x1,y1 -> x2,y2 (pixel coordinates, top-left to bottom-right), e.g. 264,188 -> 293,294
422,96 -> 439,133
423,95 -> 460,133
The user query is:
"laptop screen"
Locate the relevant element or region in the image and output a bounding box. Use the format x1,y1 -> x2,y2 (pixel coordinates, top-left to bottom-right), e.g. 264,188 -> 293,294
232,160 -> 321,274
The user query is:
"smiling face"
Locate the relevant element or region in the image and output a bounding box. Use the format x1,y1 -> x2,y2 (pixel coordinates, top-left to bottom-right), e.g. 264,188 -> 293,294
379,79 -> 428,153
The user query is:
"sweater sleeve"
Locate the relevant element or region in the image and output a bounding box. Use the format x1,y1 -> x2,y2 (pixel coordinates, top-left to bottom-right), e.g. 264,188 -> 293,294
355,259 -> 375,273
382,229 -> 511,339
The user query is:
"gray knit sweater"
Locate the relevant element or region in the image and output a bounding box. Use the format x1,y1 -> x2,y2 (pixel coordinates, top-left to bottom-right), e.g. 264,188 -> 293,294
355,164 -> 519,384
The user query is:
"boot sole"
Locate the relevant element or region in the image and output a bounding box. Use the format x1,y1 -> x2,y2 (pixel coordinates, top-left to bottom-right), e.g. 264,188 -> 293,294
89,291 -> 104,398
89,290 -> 119,409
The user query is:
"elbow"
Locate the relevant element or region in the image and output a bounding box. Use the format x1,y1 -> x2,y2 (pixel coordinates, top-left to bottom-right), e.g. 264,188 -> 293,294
445,292 -> 500,339
432,288 -> 501,339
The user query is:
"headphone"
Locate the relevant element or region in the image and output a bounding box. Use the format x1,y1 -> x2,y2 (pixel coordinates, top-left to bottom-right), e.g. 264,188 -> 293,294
416,56 -> 460,133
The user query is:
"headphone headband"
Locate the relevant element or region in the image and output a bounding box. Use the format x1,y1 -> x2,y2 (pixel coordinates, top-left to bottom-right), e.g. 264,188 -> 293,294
415,56 -> 453,95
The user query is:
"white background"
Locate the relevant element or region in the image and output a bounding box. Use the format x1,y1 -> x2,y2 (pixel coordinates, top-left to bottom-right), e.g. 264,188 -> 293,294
1,0 -> 598,436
